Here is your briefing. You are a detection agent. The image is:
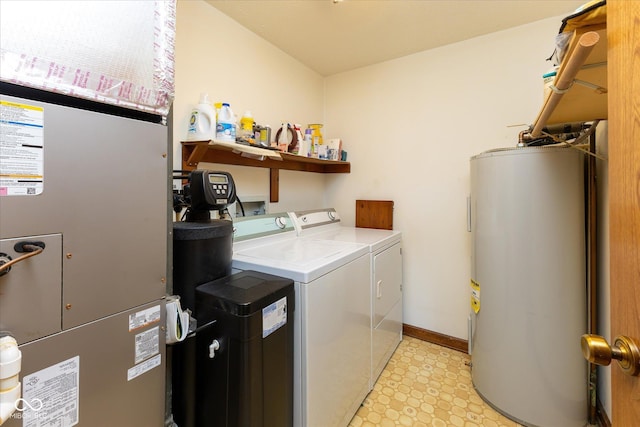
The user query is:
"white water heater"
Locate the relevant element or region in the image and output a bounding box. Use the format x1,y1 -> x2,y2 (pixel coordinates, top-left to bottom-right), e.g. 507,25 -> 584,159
469,146 -> 587,427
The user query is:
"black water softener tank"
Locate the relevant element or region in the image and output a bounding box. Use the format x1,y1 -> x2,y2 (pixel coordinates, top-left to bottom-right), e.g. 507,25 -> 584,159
171,170 -> 236,427
171,220 -> 233,427
172,220 -> 233,310
195,270 -> 295,427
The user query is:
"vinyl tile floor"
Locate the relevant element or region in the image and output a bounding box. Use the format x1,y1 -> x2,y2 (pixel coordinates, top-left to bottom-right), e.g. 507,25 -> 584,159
348,336 -> 524,427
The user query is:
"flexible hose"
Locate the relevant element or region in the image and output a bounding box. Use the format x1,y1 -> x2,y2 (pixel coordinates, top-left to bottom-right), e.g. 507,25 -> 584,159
0,245 -> 43,273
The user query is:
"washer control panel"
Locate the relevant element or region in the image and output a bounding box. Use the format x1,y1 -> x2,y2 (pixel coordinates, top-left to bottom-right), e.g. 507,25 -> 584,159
290,208 -> 340,233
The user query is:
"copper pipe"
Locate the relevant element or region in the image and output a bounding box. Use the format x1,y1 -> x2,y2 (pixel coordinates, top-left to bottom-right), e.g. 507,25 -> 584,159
0,245 -> 44,273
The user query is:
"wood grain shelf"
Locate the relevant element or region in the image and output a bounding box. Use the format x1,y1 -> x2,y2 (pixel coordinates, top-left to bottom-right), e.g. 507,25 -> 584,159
531,24 -> 607,137
181,140 -> 350,202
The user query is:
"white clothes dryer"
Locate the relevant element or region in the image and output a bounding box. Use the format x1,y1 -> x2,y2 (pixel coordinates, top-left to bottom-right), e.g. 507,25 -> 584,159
290,209 -> 403,387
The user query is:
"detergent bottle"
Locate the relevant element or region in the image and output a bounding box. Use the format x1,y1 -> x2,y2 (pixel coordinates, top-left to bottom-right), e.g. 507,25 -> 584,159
216,103 -> 236,142
186,93 -> 216,141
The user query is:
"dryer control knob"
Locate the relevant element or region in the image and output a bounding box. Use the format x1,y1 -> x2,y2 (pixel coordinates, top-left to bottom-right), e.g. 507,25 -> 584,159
328,211 -> 336,221
275,216 -> 287,229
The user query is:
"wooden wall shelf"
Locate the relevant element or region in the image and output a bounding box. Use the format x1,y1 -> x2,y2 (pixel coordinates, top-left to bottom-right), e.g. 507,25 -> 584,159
531,24 -> 607,137
181,140 -> 351,202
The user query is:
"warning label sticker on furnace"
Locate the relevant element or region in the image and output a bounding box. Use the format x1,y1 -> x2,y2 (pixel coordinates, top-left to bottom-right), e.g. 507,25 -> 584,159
0,100 -> 44,196
135,326 -> 160,364
129,305 -> 161,331
19,356 -> 80,427
262,296 -> 287,338
128,354 -> 161,382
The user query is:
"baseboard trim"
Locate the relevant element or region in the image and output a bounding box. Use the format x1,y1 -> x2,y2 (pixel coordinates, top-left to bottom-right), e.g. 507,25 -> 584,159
402,323 -> 468,353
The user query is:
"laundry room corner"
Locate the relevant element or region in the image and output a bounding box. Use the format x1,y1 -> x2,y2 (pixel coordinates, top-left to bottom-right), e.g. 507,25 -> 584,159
323,16 -> 570,340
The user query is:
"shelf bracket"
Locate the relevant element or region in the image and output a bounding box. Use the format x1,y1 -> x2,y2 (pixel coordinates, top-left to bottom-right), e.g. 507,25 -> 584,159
184,142 -> 209,167
270,169 -> 279,203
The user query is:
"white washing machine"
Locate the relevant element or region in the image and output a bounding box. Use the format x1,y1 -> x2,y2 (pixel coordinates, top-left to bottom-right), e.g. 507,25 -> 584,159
232,213 -> 371,427
289,209 -> 403,387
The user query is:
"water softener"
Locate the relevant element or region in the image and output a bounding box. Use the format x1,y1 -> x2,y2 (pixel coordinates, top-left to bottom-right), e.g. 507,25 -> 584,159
171,170 -> 236,427
171,170 -> 294,427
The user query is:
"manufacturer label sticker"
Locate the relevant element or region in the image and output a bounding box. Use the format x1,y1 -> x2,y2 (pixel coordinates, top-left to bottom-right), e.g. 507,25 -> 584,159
262,296 -> 287,338
0,100 -> 44,196
21,356 -> 80,427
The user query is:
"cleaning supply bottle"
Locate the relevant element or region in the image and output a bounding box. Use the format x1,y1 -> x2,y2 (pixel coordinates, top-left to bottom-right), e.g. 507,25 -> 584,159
216,103 -> 236,142
309,124 -> 323,158
186,93 -> 216,141
239,111 -> 255,142
277,122 -> 289,151
310,124 -> 323,145
303,128 -> 313,157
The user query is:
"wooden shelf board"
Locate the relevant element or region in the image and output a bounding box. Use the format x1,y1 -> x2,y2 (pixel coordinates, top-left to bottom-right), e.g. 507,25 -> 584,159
544,25 -> 608,126
180,140 -> 351,203
181,140 -> 350,173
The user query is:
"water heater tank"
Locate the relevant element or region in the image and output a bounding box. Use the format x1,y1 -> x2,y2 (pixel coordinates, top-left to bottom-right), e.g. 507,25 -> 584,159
469,146 -> 587,426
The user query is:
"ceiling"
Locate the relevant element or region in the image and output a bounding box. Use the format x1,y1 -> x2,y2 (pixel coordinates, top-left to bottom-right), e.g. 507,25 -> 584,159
205,0 -> 586,76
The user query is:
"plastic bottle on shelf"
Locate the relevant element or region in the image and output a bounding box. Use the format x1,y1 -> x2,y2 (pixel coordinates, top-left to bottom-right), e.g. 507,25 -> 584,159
309,124 -> 323,158
303,128 -> 313,157
277,122 -> 288,151
186,93 -> 216,141
239,111 -> 255,142
216,103 -> 236,142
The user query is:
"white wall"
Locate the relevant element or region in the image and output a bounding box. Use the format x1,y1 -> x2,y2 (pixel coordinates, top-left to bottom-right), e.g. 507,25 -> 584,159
323,17 -> 564,339
173,0 -> 328,212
